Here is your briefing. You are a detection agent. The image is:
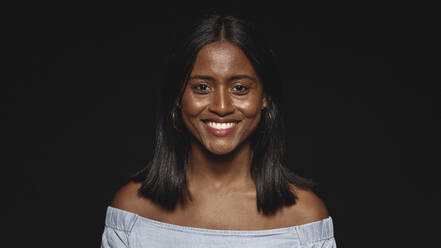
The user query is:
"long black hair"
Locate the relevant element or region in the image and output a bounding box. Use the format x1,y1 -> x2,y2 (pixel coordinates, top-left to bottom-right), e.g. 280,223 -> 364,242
132,13 -> 314,215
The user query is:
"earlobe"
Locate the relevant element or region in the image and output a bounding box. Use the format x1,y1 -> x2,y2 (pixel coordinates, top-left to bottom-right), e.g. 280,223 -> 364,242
262,93 -> 268,110
175,98 -> 181,110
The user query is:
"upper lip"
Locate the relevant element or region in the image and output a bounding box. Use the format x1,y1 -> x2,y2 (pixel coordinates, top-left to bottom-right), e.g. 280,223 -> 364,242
202,118 -> 241,123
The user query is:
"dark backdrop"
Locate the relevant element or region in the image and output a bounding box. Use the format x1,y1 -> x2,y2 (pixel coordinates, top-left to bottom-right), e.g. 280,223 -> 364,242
4,2 -> 439,247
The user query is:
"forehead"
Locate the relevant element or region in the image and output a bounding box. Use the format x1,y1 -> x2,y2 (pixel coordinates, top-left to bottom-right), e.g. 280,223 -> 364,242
190,41 -> 257,78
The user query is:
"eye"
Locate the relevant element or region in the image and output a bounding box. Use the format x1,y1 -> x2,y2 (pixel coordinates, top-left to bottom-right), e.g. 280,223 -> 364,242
232,85 -> 249,94
192,83 -> 209,94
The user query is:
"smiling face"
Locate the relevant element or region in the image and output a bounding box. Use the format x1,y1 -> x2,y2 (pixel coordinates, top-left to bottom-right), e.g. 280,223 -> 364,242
179,41 -> 267,155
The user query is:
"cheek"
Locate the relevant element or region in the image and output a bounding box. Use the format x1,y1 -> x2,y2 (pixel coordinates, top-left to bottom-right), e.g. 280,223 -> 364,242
181,93 -> 207,117
234,98 -> 262,118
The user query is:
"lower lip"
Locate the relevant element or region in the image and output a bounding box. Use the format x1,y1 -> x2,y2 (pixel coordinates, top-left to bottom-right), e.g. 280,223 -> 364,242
202,121 -> 239,136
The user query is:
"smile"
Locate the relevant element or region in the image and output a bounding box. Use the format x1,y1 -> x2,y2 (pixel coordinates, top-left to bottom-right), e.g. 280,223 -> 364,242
206,121 -> 237,129
201,120 -> 240,136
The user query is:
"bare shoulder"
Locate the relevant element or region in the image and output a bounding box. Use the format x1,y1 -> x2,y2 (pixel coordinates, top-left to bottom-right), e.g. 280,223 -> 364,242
281,185 -> 329,226
111,181 -> 151,215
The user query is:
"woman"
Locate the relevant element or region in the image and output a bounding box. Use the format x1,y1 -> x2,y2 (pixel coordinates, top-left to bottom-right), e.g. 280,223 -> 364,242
101,14 -> 336,247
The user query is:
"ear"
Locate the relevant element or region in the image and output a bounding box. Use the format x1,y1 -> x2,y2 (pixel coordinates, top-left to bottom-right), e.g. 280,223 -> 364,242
261,92 -> 268,110
175,98 -> 181,110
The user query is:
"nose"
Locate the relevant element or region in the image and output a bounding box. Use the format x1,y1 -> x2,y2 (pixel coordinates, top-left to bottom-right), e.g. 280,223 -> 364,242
208,87 -> 234,116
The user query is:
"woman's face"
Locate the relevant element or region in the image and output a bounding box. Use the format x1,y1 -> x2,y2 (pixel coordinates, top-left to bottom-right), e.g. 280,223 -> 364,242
180,41 -> 267,155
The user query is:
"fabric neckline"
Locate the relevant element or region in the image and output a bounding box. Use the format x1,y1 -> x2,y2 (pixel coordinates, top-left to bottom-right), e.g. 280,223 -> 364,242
107,206 -> 333,236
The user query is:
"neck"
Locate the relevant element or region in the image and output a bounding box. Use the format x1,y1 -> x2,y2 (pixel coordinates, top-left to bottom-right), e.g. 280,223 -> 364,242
186,138 -> 255,195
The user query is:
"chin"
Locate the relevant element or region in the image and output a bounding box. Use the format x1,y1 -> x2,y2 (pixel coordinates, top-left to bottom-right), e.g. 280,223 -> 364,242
205,137 -> 250,156
205,142 -> 238,155
207,146 -> 235,155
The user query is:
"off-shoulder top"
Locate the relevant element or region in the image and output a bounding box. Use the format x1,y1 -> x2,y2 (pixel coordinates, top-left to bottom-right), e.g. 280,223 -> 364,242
101,206 -> 336,248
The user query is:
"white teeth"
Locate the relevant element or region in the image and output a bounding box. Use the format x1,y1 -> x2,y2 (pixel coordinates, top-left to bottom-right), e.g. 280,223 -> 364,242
206,121 -> 237,129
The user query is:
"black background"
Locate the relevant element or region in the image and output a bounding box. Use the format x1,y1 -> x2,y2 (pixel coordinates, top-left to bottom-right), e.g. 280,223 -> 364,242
4,2 -> 439,247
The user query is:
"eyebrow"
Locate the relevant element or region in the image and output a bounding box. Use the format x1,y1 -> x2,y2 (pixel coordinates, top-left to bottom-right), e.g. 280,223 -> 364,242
188,74 -> 258,82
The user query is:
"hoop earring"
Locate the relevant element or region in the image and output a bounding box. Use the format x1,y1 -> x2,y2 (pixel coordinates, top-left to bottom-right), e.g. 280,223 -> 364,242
171,111 -> 182,132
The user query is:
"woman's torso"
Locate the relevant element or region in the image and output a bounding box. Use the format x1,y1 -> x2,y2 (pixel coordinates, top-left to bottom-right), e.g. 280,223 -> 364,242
101,182 -> 336,247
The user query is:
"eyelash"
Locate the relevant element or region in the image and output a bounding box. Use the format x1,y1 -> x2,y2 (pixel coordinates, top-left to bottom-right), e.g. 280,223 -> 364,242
193,83 -> 209,92
192,83 -> 249,94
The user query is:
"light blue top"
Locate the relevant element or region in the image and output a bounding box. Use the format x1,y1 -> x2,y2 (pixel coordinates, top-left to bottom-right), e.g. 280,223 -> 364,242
101,206 -> 336,248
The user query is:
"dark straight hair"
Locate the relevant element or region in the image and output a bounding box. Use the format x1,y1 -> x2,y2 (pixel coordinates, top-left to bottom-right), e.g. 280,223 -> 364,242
132,13 -> 314,215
